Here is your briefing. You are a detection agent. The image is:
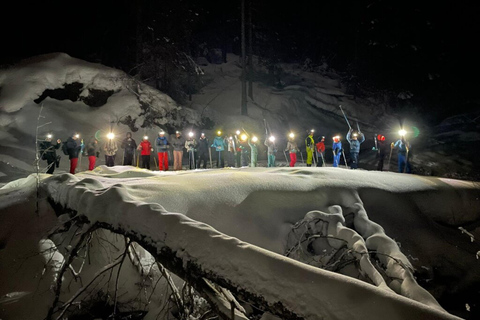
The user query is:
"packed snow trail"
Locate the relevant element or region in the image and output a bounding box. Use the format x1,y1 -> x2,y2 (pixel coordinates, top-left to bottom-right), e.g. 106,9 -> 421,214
38,166 -> 479,319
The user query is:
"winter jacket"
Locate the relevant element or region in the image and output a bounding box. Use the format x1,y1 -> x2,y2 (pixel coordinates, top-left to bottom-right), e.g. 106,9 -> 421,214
86,140 -> 100,157
39,141 -> 60,161
227,138 -> 236,152
121,137 -> 137,154
264,139 -> 276,154
248,140 -> 258,156
305,135 -> 315,148
65,137 -> 81,160
197,137 -> 209,154
104,140 -> 118,156
185,138 -> 197,152
170,135 -> 185,151
332,141 -> 342,155
377,140 -> 389,156
211,136 -> 225,151
138,140 -> 152,156
285,141 -> 298,153
316,141 -> 325,153
346,131 -> 365,153
156,136 -> 169,153
394,139 -> 409,155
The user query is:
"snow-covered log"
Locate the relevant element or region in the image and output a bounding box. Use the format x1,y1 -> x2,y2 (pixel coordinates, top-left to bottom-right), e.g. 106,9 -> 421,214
43,170 -> 466,320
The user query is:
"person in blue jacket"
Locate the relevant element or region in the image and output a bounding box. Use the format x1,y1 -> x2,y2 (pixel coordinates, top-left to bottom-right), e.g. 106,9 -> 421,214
392,137 -> 411,173
156,131 -> 169,171
211,131 -> 226,168
346,129 -> 365,169
332,136 -> 342,167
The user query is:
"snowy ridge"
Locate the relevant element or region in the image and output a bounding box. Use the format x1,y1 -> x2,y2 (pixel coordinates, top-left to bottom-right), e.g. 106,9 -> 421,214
39,167 -> 478,319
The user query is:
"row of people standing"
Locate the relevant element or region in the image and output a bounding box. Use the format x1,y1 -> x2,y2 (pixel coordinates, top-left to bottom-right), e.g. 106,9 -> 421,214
39,129 -> 411,174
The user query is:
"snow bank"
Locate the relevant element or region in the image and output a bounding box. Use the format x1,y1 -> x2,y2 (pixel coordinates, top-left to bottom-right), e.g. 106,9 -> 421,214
40,167 -> 479,319
0,53 -> 203,180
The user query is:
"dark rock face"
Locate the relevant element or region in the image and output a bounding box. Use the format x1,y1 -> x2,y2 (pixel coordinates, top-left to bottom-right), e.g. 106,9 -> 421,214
34,82 -> 115,108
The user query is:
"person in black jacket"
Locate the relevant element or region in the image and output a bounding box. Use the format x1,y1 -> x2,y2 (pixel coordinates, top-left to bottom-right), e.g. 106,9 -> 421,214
86,138 -> 100,170
196,133 -> 209,169
39,134 -> 61,174
376,134 -> 389,171
65,133 -> 82,174
121,132 -> 137,166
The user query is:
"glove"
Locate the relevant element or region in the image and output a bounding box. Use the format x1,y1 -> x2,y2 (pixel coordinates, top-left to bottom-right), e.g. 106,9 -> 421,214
391,143 -> 394,148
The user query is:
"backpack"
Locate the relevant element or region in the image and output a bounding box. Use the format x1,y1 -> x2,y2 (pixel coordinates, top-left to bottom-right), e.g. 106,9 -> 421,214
62,142 -> 69,155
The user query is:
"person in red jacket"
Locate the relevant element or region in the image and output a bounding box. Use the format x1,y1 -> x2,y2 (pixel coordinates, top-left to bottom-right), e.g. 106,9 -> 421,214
137,136 -> 153,169
315,136 -> 326,167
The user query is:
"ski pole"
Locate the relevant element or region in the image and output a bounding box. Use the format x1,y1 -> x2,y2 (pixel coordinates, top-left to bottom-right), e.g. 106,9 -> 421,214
136,152 -> 140,168
312,147 -> 317,166
300,151 -> 304,164
404,145 -> 410,173
320,152 -> 326,167
339,105 -> 352,130
122,150 -> 125,165
284,150 -> 289,163
386,147 -> 393,171
356,121 -> 360,132
153,155 -> 158,170
342,150 -> 348,169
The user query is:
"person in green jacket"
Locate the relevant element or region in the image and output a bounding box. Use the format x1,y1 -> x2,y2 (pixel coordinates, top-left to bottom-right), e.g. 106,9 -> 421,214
248,136 -> 259,167
264,136 -> 276,167
305,129 -> 315,167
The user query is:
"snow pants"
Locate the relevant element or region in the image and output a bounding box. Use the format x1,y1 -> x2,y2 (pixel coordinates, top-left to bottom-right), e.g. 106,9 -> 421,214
70,158 -> 78,174
197,151 -> 208,169
398,153 -> 411,173
46,158 -> 55,174
88,156 -> 96,170
142,155 -> 151,169
251,155 -> 257,167
158,152 -> 168,171
306,148 -> 313,166
333,153 -> 341,167
106,155 -> 115,167
241,151 -> 248,167
173,150 -> 183,170
316,151 -> 325,167
377,152 -> 386,171
267,154 -> 276,167
235,152 -> 241,167
227,151 -> 235,167
124,152 -> 134,166
350,152 -> 359,169
216,151 -> 225,168
188,150 -> 196,169
289,152 -> 297,167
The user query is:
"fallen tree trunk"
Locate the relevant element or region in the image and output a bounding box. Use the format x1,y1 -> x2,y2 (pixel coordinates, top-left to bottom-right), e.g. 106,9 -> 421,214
44,174 -> 462,320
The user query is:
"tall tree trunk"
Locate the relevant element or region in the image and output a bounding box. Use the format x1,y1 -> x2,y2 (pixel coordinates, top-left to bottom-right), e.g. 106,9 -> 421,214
241,0 -> 248,116
248,0 -> 254,100
135,0 -> 143,69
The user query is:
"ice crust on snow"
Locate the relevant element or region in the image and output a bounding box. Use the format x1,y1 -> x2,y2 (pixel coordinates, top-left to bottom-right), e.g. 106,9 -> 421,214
38,166 -> 477,319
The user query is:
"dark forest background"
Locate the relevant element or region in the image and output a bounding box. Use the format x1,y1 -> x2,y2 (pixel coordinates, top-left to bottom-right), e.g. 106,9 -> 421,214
2,0 -> 479,124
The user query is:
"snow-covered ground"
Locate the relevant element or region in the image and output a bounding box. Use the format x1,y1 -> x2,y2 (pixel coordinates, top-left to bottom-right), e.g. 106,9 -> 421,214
1,166 -> 479,319
1,53 -> 478,185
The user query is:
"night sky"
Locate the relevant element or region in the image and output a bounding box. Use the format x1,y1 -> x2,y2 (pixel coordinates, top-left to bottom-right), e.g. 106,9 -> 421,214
2,0 -> 480,123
